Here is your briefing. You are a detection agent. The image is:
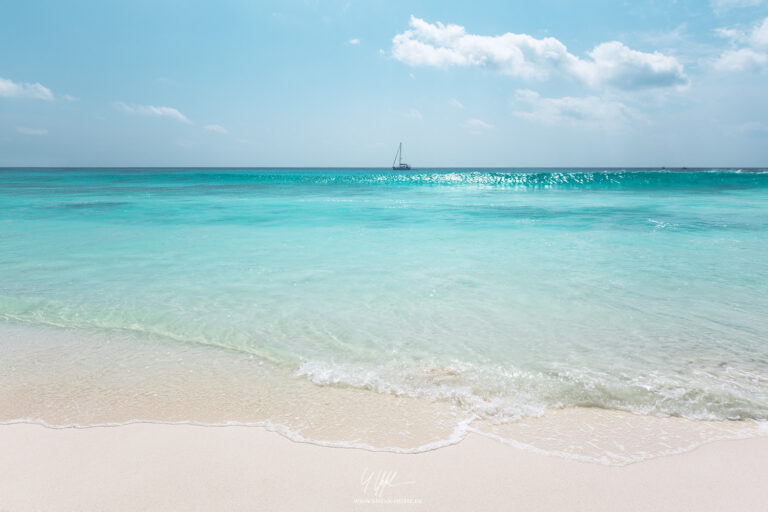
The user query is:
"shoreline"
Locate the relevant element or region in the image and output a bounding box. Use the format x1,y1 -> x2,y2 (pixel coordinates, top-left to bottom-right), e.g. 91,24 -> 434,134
1,423 -> 767,511
4,323 -> 765,467
2,408 -> 765,466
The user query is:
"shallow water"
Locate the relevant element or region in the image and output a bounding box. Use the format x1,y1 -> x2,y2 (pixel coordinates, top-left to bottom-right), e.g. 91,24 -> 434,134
1,168 -> 767,463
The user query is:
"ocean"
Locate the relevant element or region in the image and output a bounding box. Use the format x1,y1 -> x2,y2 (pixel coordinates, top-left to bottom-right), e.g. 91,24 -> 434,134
1,168 -> 767,464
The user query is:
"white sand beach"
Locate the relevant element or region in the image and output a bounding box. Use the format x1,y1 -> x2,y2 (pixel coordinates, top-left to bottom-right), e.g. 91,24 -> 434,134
1,423 -> 766,511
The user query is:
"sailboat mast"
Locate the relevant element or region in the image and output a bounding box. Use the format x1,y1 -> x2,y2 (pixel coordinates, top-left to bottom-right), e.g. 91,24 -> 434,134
391,142 -> 410,170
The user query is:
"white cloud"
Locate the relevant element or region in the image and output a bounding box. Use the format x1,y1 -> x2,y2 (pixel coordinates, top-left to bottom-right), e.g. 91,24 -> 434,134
711,0 -> 763,14
575,42 -> 688,90
17,127 -> 48,135
391,16 -> 688,91
115,102 -> 191,123
714,17 -> 768,71
716,16 -> 768,46
0,76 -> 54,100
349,38 -> 360,45
639,24 -> 689,47
753,17 -> 768,46
466,118 -> 495,130
512,89 -> 635,126
449,98 -> 465,109
62,94 -> 79,102
204,124 -> 228,134
405,108 -> 423,120
715,48 -> 768,70
715,27 -> 749,43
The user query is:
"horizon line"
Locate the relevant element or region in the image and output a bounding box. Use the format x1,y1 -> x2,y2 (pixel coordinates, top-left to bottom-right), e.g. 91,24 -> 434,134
1,166 -> 767,171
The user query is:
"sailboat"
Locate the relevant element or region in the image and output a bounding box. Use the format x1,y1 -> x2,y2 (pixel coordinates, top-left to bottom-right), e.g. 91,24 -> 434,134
392,142 -> 411,170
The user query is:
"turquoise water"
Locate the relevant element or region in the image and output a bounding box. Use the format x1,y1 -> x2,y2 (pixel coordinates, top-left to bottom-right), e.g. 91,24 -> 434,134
1,168 -> 768,452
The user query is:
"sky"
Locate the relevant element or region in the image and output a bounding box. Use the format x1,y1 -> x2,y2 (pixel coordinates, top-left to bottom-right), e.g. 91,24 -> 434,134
1,0 -> 767,167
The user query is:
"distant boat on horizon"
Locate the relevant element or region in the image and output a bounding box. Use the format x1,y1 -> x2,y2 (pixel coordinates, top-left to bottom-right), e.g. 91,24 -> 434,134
392,142 -> 411,170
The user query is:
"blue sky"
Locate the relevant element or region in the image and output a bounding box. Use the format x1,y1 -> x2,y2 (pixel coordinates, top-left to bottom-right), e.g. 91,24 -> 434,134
1,0 -> 767,167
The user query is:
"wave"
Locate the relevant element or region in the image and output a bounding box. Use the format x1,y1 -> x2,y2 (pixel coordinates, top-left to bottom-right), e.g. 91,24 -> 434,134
294,359 -> 768,423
